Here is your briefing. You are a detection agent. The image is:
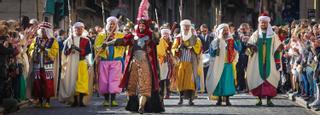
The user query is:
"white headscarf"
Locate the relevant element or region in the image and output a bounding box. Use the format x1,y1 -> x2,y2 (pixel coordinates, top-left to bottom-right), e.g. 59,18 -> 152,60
258,16 -> 274,38
73,22 -> 84,28
180,19 -> 193,41
215,23 -> 230,39
105,16 -> 119,33
161,28 -> 171,36
72,22 -> 88,37
29,19 -> 38,25
161,28 -> 171,41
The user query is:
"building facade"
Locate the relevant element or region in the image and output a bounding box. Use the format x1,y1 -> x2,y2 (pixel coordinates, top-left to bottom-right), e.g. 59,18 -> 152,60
0,0 -> 319,29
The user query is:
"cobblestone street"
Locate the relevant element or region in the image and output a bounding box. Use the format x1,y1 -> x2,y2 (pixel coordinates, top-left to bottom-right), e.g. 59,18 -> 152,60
12,93 -> 316,115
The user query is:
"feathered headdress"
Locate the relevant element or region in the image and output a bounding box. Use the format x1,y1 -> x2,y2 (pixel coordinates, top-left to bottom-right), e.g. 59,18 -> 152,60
135,0 -> 152,38
137,0 -> 150,21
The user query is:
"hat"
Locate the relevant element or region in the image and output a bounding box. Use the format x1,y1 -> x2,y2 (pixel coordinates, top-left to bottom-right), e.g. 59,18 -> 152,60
73,22 -> 84,28
38,22 -> 52,29
29,19 -> 38,24
258,12 -> 271,22
106,16 -> 118,24
180,19 -> 192,27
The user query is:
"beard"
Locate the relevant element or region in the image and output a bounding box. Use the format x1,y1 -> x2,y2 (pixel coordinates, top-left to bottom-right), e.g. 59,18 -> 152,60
260,26 -> 267,31
182,30 -> 192,41
222,33 -> 229,39
139,28 -> 145,33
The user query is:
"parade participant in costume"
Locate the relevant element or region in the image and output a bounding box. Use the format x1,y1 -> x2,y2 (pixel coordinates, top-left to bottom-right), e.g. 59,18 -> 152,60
170,28 -> 180,93
94,16 -> 125,107
104,0 -> 164,113
105,19 -> 164,113
172,19 -> 202,106
28,22 -> 59,108
157,28 -> 173,99
246,13 -> 283,106
59,22 -> 93,107
206,24 -> 241,106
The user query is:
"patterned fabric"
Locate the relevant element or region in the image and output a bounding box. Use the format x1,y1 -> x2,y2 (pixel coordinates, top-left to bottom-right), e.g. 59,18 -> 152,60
172,35 -> 202,59
137,36 -> 149,48
29,37 -> 58,64
180,49 -> 192,62
127,51 -> 152,97
33,65 -> 55,98
226,39 -> 235,63
29,37 -> 58,99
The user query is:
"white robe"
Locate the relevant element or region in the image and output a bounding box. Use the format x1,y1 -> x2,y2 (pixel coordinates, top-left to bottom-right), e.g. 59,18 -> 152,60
58,36 -> 93,104
246,31 -> 282,91
206,38 -> 225,96
206,38 -> 238,96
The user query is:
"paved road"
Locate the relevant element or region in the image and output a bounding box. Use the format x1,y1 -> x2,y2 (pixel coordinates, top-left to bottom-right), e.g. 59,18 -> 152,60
12,93 -> 316,115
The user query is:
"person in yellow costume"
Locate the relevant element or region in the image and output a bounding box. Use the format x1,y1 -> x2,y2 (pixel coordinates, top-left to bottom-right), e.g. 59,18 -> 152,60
157,28 -> 173,99
59,22 -> 93,107
94,16 -> 125,107
172,19 -> 201,106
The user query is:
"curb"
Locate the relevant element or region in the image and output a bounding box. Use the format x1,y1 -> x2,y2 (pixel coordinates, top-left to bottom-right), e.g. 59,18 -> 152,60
288,93 -> 320,115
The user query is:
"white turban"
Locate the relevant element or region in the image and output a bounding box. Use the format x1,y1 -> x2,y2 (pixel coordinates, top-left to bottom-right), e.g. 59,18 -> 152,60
180,19 -> 191,27
72,22 -> 88,37
106,16 -> 118,23
161,29 -> 171,36
73,22 -> 85,28
105,16 -> 119,33
180,19 -> 192,41
215,23 -> 230,39
29,19 -> 38,24
258,16 -> 271,22
258,16 -> 274,38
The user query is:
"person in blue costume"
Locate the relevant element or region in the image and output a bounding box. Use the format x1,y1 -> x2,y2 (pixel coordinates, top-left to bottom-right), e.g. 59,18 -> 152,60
206,23 -> 241,106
